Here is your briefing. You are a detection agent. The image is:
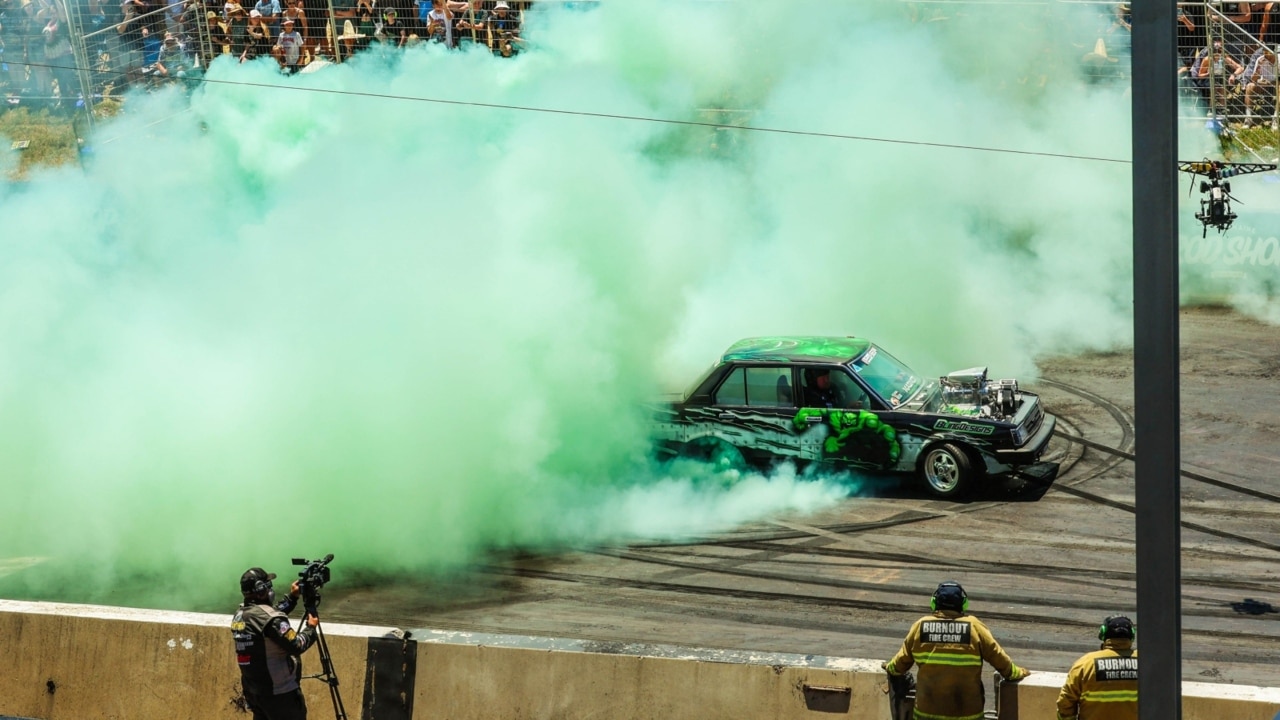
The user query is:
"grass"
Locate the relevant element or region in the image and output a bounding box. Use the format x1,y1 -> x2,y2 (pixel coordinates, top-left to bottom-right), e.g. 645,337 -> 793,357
0,108 -> 81,180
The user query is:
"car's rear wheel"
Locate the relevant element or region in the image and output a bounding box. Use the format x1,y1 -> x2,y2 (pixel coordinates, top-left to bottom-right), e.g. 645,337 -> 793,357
918,443 -> 975,498
680,437 -> 748,473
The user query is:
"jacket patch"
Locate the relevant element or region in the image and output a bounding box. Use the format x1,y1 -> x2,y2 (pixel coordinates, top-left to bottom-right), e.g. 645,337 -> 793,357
1094,656 -> 1138,681
920,621 -> 972,644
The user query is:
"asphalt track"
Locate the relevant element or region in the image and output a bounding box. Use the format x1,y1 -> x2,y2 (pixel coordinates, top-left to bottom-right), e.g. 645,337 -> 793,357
320,306 -> 1280,688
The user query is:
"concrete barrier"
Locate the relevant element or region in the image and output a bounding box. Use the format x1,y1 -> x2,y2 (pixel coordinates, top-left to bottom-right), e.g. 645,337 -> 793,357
411,630 -> 886,720
0,599 -> 389,720
2,599 -> 1277,720
997,670 -> 1280,720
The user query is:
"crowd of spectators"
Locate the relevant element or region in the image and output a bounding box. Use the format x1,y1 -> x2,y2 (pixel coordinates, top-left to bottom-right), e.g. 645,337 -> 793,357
0,0 -> 531,106
1,0 -> 85,108
1078,3 -> 1280,130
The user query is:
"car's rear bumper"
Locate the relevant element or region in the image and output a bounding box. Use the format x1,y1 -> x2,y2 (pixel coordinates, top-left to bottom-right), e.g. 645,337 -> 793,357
994,412 -> 1056,465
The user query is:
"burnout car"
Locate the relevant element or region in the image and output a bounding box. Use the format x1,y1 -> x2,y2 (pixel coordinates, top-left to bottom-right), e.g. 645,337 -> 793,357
651,336 -> 1058,498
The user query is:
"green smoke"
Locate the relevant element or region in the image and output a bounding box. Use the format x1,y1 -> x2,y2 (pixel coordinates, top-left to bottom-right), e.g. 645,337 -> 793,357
0,1 -> 1271,610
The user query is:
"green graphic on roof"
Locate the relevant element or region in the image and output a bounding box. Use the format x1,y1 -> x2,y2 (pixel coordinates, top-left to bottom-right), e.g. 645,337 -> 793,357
723,336 -> 872,364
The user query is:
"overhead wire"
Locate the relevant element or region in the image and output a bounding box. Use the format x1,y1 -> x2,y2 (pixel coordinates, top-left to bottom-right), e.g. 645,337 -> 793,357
14,56 -> 1131,164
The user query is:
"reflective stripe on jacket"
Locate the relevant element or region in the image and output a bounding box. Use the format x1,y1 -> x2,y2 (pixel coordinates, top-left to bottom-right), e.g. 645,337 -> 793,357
1057,641 -> 1137,720
884,611 -> 1028,720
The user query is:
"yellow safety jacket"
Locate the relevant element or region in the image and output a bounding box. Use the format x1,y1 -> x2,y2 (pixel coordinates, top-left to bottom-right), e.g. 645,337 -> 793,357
1056,640 -> 1137,720
884,610 -> 1028,720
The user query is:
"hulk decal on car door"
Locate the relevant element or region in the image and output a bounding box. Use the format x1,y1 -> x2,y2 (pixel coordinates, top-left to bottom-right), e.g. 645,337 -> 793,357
794,408 -> 901,469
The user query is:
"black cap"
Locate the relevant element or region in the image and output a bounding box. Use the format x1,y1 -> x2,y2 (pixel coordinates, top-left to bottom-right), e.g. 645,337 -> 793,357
240,567 -> 276,594
1102,615 -> 1135,640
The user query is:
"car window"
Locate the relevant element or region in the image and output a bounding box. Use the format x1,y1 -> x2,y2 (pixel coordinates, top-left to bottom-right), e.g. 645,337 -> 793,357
715,367 -> 794,407
830,373 -> 870,409
746,367 -> 793,407
715,368 -> 747,405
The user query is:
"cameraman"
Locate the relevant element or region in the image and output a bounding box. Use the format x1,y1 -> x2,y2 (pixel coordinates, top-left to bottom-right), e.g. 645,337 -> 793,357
231,567 -> 319,720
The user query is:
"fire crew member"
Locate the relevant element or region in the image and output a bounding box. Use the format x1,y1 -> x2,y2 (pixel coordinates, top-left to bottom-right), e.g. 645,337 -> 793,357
1057,615 -> 1138,720
883,581 -> 1031,720
231,567 -> 319,720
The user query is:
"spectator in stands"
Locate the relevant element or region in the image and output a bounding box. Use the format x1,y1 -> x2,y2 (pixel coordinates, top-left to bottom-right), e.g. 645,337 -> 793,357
374,5 -> 405,46
488,0 -> 517,36
1112,2 -> 1130,31
42,14 -> 77,109
1254,2 -> 1279,49
1244,46 -> 1277,126
252,0 -> 278,26
163,0 -> 182,33
241,7 -> 271,60
152,31 -> 189,78
1198,40 -> 1245,112
1180,43 -> 1213,110
274,16 -> 302,69
225,0 -> 247,54
0,0 -> 25,93
454,0 -> 485,48
1056,616 -> 1137,720
425,0 -> 451,45
414,0 -> 428,36
280,0 -> 305,40
883,581 -> 1030,720
494,28 -> 522,57
1176,5 -> 1197,64
117,0 -> 146,63
354,0 -> 375,50
207,10 -> 232,56
331,0 -> 355,25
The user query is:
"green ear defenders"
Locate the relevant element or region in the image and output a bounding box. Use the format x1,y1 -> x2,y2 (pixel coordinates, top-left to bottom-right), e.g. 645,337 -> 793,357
931,581 -> 969,613
1099,615 -> 1135,641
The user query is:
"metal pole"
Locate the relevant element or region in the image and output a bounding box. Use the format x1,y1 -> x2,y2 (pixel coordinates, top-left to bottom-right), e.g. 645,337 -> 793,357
59,0 -> 97,131
1130,0 -> 1182,719
326,0 -> 341,62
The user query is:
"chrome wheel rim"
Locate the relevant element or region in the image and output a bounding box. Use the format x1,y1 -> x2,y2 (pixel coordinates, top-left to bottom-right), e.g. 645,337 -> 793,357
925,450 -> 960,493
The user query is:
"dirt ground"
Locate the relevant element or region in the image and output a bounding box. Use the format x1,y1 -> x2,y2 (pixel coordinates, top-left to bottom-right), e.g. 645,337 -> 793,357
321,305 -> 1280,688
0,307 -> 1263,715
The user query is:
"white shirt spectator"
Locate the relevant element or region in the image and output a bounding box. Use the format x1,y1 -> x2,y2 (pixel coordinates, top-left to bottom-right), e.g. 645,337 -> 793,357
276,26 -> 302,64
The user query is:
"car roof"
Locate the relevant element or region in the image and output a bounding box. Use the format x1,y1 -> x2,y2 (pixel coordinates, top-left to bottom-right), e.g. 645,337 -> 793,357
721,336 -> 872,365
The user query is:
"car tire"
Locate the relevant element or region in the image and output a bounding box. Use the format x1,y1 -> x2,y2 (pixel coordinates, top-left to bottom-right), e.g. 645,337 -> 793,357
681,437 -> 748,473
918,443 -> 974,499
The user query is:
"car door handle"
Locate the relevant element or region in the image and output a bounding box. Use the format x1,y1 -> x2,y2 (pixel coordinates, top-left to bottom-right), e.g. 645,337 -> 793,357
805,415 -> 823,424
718,413 -> 734,420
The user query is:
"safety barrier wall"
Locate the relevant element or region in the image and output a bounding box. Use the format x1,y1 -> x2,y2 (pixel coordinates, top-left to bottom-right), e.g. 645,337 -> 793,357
0,600 -> 384,720
3,599 -> 1279,720
997,670 -> 1280,720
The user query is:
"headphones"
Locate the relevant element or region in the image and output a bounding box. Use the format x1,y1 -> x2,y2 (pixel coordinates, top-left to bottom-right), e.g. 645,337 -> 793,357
1099,615 -> 1135,641
930,581 -> 969,613
240,568 -> 275,598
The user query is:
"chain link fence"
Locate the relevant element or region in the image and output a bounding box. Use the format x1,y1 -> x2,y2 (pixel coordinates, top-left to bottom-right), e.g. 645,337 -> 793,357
4,1 -> 1279,159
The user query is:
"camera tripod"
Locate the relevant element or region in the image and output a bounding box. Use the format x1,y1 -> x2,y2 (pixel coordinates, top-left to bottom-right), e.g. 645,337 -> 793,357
303,612 -> 348,720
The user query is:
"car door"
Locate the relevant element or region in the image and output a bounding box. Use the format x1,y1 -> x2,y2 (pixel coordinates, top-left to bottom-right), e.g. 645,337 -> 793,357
795,366 -> 901,471
709,364 -> 812,464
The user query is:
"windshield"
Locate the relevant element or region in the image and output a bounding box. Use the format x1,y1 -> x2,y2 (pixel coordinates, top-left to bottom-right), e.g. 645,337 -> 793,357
848,345 -> 924,408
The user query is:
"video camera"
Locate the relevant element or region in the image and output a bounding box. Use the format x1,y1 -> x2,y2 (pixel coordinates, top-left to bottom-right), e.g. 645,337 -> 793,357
292,553 -> 334,615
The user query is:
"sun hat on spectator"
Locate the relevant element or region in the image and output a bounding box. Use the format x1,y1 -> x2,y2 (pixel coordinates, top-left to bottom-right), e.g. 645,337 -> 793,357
338,18 -> 365,38
249,8 -> 261,16
493,1 -> 508,8
206,10 -> 217,18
